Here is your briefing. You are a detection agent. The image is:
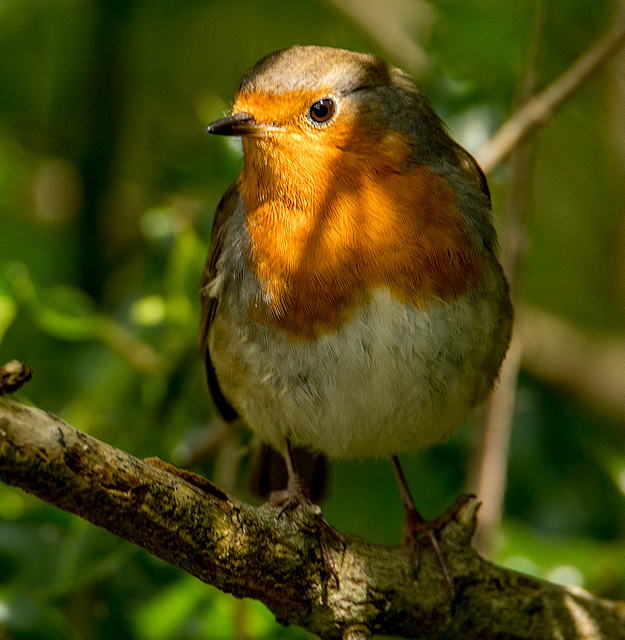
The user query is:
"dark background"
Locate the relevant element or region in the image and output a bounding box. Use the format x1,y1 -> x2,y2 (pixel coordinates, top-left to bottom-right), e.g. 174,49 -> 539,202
1,1 -> 624,638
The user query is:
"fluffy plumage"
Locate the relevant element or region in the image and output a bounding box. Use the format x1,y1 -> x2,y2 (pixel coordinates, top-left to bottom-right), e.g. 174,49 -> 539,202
199,45 -> 512,459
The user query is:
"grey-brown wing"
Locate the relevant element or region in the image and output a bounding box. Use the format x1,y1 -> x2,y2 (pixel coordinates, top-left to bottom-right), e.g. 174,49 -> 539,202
198,181 -> 240,422
452,142 -> 491,204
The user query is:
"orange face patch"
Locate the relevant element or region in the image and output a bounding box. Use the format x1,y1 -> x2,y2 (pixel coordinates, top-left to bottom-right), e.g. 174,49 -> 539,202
235,93 -> 482,340
234,90 -> 326,134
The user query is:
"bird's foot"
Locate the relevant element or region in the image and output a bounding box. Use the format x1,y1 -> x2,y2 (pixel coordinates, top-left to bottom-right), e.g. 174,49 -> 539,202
402,494 -> 474,602
270,477 -> 345,588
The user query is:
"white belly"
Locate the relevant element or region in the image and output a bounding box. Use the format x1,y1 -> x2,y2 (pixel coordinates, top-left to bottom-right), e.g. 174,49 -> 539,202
210,287 -> 503,458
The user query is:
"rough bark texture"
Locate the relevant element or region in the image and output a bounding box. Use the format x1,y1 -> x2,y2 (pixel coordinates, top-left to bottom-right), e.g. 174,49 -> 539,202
1,396 -> 624,639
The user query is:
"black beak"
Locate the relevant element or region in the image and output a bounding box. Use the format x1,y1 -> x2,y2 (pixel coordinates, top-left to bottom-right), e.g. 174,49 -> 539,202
205,112 -> 258,136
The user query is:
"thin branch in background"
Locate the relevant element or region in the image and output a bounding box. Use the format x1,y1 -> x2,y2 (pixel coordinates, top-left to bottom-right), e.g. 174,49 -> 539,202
328,0 -> 435,75
471,338 -> 522,555
469,2 -> 545,556
476,20 -> 625,175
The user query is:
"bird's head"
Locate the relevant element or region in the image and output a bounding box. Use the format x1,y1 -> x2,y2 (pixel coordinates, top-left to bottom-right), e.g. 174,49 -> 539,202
206,46 -> 479,199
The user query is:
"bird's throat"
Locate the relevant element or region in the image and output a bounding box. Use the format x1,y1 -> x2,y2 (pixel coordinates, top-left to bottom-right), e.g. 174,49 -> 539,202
239,150 -> 483,340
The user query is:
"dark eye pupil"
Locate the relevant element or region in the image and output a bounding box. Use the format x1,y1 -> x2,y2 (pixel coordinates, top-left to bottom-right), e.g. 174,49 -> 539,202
309,98 -> 335,123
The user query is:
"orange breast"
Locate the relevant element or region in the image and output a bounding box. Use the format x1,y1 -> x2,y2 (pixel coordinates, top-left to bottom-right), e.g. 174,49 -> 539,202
239,136 -> 482,340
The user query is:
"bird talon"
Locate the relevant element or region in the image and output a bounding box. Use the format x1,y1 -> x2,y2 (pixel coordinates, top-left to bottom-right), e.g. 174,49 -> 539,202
317,515 -> 345,589
267,445 -> 345,589
403,510 -> 456,601
270,476 -> 316,514
274,498 -> 344,589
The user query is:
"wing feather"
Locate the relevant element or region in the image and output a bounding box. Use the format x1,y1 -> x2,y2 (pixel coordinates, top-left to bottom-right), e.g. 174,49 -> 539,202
198,181 -> 240,422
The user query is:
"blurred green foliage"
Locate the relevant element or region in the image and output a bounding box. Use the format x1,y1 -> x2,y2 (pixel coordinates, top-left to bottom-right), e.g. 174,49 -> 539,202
1,0 -> 625,638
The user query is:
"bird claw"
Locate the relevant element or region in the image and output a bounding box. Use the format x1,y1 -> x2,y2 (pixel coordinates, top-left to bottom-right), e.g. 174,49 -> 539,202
402,494 -> 474,603
403,493 -> 474,544
270,478 -> 346,589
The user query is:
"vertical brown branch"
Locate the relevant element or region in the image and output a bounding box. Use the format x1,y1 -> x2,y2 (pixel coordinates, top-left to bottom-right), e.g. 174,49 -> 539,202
469,3 -> 545,555
470,16 -> 625,557
78,0 -> 137,299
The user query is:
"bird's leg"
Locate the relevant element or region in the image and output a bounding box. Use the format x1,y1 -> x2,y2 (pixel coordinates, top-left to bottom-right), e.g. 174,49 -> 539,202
391,455 -> 470,602
269,439 -> 345,587
268,439 -> 311,510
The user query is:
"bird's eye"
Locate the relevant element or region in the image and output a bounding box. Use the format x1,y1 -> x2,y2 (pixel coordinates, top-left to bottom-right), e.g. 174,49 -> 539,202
308,98 -> 336,124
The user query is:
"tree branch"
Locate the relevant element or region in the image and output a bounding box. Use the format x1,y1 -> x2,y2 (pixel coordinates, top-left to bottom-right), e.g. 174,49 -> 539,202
1,397 -> 624,638
476,21 -> 625,174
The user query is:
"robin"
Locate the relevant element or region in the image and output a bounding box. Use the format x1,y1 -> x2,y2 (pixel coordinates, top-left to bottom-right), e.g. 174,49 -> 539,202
199,45 -> 513,595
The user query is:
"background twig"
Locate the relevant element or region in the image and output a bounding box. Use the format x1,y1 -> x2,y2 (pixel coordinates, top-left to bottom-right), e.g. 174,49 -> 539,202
476,21 -> 625,174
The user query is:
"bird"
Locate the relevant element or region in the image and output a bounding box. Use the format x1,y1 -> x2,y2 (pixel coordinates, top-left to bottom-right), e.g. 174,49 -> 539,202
199,45 -> 513,595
